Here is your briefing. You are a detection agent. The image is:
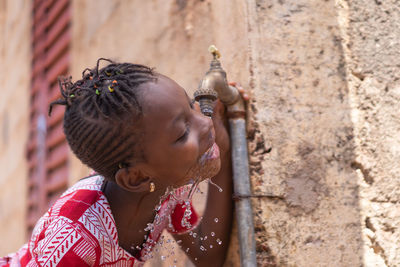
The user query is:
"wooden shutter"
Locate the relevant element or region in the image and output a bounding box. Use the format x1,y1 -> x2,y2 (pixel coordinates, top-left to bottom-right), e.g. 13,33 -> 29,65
27,0 -> 71,235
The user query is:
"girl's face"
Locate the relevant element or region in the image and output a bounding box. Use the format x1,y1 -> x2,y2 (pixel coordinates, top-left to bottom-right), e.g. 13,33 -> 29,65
139,75 -> 221,189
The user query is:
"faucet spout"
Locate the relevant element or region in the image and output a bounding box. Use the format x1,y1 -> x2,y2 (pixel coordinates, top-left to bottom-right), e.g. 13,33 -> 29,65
194,45 -> 245,118
193,46 -> 257,266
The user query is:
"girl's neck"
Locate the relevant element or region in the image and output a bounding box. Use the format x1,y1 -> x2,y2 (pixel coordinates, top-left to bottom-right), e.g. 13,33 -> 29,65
103,180 -> 166,254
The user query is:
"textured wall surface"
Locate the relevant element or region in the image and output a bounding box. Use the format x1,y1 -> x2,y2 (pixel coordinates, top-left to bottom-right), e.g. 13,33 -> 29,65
0,0 -> 31,255
337,0 -> 400,265
247,0 -> 363,265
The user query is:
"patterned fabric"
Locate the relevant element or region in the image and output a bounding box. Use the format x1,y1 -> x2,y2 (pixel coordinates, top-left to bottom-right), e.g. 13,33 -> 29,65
0,175 -> 199,267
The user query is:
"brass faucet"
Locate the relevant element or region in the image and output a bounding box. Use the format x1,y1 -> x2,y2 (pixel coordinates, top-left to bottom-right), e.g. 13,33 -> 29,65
194,45 -> 245,117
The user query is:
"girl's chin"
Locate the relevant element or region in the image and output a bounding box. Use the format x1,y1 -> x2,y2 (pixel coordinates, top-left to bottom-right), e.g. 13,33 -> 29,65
183,157 -> 221,185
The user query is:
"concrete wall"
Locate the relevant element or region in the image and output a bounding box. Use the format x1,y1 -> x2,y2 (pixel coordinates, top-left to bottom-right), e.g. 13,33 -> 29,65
0,0 -> 31,255
248,0 -> 363,265
337,1 -> 400,265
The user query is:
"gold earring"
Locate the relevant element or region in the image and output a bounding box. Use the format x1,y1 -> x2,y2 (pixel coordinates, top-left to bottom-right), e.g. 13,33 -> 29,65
149,182 -> 155,192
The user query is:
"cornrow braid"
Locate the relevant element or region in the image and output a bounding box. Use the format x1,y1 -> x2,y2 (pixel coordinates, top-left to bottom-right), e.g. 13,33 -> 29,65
49,58 -> 157,180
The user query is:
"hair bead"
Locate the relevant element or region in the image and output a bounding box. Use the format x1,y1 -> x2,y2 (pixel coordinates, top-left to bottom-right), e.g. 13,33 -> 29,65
95,89 -> 100,95
108,86 -> 114,93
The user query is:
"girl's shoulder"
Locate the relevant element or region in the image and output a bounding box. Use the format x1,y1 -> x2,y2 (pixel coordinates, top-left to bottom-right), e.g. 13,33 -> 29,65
60,174 -> 104,197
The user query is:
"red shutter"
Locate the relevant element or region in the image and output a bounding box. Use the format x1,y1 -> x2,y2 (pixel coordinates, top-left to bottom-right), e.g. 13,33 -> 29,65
27,0 -> 71,235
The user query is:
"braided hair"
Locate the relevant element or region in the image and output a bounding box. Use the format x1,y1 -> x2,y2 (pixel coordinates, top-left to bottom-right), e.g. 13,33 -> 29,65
49,58 -> 157,180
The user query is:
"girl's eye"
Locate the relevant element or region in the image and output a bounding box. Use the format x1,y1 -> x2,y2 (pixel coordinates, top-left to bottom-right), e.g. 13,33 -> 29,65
176,125 -> 190,143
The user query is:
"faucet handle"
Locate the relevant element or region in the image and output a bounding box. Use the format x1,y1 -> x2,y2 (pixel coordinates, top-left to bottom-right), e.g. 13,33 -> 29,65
208,45 -> 221,59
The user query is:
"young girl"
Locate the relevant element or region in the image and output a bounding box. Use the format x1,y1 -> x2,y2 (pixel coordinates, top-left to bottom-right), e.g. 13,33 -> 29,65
0,58 -> 247,266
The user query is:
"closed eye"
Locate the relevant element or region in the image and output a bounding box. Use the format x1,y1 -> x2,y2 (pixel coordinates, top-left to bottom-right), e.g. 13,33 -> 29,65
176,124 -> 190,143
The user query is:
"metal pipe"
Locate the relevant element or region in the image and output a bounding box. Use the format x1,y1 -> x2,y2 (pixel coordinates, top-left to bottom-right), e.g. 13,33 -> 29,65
194,45 -> 257,267
230,118 -> 257,267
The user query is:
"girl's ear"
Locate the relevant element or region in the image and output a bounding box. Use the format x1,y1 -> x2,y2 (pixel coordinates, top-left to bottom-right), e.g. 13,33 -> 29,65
114,166 -> 152,193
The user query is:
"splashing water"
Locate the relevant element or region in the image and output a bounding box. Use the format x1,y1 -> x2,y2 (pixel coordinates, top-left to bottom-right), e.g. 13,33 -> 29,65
208,178 -> 223,192
181,200 -> 193,229
188,177 -> 201,200
138,146 -> 224,263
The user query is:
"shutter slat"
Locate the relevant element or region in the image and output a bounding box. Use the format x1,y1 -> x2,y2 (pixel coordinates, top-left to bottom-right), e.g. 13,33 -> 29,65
46,0 -> 69,29
46,9 -> 70,50
46,123 -> 65,148
46,144 -> 68,171
28,0 -> 70,236
48,83 -> 62,104
46,165 -> 68,193
46,52 -> 69,85
45,30 -> 70,69
48,105 -> 64,126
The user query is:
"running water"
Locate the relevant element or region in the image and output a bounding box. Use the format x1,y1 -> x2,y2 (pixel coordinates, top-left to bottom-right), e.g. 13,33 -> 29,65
188,177 -> 201,200
137,143 -> 224,264
208,178 -> 223,192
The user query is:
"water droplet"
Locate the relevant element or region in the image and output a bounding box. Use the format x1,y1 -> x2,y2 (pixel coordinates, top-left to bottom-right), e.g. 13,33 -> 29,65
176,240 -> 182,244
217,238 -> 222,245
204,236 -> 208,240
186,248 -> 190,252
200,245 -> 207,251
214,218 -> 219,223
192,233 -> 197,238
211,232 -> 215,237
161,255 -> 166,261
209,179 -> 223,192
200,237 -> 203,241
195,258 -> 198,261
210,245 -> 213,248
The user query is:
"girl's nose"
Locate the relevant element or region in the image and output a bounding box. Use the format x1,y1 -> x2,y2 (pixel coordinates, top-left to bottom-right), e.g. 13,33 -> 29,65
198,113 -> 214,141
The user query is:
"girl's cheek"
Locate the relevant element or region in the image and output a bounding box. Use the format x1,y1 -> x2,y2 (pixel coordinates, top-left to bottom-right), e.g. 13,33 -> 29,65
185,137 -> 200,161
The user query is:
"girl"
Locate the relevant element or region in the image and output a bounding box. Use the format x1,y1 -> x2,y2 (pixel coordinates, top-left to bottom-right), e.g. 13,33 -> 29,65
0,58 -> 247,266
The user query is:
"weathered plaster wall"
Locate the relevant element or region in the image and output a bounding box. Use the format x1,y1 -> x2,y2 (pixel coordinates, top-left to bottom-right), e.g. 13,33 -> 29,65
0,0 -> 31,255
247,0 -> 363,265
337,1 -> 400,265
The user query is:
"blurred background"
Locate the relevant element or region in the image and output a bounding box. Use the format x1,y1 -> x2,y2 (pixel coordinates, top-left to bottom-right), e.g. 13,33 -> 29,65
1,0 -> 400,266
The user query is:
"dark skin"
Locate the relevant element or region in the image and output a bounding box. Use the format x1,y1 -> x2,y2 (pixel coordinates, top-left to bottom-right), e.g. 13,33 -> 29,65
103,75 -> 248,266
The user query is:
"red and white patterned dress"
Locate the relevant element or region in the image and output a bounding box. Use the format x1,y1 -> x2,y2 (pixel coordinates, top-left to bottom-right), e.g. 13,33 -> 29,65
0,175 -> 199,267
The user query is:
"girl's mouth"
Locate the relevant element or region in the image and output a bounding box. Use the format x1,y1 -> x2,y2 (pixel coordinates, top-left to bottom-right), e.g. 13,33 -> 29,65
200,143 -> 220,162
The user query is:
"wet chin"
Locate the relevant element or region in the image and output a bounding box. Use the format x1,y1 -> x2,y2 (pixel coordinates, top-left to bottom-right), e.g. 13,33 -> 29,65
185,157 -> 221,184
